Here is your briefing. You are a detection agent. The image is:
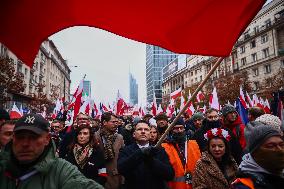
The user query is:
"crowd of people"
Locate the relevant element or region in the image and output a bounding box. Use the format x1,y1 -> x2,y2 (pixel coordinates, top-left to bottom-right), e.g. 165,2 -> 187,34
0,105 -> 283,189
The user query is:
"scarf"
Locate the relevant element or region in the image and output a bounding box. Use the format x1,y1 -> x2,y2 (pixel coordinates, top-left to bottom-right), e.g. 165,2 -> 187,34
73,143 -> 93,169
100,129 -> 117,161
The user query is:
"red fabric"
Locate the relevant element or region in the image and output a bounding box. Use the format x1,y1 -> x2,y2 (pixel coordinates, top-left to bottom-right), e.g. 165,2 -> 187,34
0,0 -> 265,67
222,116 -> 246,149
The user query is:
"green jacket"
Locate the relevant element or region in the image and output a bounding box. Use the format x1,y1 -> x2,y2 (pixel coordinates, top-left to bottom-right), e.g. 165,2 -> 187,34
0,141 -> 104,189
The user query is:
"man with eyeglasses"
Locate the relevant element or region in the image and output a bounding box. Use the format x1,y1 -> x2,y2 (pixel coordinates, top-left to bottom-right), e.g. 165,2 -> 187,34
95,112 -> 124,189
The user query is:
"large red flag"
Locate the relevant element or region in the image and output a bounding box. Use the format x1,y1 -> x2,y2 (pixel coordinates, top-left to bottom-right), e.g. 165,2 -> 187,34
0,0 -> 265,67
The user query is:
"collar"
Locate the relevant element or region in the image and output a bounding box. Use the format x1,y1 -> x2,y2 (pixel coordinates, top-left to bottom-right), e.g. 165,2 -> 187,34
137,143 -> 150,149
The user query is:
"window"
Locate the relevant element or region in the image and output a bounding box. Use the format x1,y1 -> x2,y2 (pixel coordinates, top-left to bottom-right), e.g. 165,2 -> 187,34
251,53 -> 257,62
200,76 -> 202,81
265,19 -> 271,27
195,78 -> 197,82
191,72 -> 193,76
262,48 -> 269,58
241,57 -> 247,66
195,70 -> 197,75
264,64 -> 271,74
240,46 -> 245,54
261,34 -> 268,43
281,60 -> 284,67
253,82 -> 259,91
25,68 -> 28,75
253,68 -> 259,76
250,40 -> 256,48
254,26 -> 259,33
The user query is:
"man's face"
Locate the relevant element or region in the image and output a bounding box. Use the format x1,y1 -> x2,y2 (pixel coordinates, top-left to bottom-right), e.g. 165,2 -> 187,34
260,136 -> 284,151
12,130 -> 50,163
193,119 -> 203,128
51,122 -> 63,132
206,111 -> 219,121
156,119 -> 168,128
172,125 -> 185,134
0,123 -> 15,147
103,115 -> 118,132
225,111 -> 238,122
133,123 -> 150,144
76,113 -> 90,126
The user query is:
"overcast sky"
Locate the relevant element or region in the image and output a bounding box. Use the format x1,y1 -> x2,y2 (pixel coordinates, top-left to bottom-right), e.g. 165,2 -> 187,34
50,27 -> 146,105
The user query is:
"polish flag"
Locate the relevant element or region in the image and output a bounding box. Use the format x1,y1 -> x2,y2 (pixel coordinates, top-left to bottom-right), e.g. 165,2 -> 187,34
71,79 -> 84,120
116,90 -> 126,115
209,87 -> 220,110
157,104 -> 164,115
10,103 -> 22,119
79,97 -> 91,115
239,86 -> 248,109
170,87 -> 182,100
180,92 -> 186,110
151,93 -> 157,116
264,99 -> 271,114
196,91 -> 205,102
186,91 -> 195,116
132,105 -> 140,116
252,94 -> 260,107
246,92 -> 253,107
139,106 -> 145,117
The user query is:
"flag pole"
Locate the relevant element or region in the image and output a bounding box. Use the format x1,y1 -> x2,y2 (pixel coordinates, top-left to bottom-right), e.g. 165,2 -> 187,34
155,57 -> 225,147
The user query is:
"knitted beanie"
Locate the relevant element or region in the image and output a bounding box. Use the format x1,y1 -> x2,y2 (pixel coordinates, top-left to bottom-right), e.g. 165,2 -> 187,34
221,104 -> 237,116
191,112 -> 204,121
255,114 -> 282,131
245,121 -> 282,153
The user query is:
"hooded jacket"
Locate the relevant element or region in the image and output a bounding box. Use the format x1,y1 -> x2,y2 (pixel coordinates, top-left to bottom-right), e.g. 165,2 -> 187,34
0,141 -> 103,189
232,153 -> 284,189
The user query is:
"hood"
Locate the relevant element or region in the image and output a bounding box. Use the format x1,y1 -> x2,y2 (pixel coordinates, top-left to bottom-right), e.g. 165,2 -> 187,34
239,153 -> 271,174
1,140 -> 57,175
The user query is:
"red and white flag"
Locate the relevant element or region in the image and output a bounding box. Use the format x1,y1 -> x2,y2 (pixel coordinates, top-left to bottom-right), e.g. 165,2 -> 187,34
246,92 -> 253,107
196,91 -> 205,103
170,87 -> 182,100
0,1 -> 265,67
116,90 -> 126,115
252,94 -> 260,107
186,91 -> 195,116
209,87 -> 220,110
157,104 -> 164,115
151,93 -> 157,116
264,99 -> 271,113
10,103 -> 22,119
239,86 -> 248,109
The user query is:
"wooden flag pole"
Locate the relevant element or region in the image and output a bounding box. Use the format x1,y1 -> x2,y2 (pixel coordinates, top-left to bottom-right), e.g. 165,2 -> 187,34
155,57 -> 225,147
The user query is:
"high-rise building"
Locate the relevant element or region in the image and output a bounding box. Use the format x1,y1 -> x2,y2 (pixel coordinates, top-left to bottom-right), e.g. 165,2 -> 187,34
129,73 -> 138,105
83,80 -> 91,97
146,45 -> 178,105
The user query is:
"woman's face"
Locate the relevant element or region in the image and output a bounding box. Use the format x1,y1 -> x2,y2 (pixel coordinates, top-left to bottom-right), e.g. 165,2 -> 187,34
77,128 -> 90,145
149,127 -> 158,142
209,138 -> 226,161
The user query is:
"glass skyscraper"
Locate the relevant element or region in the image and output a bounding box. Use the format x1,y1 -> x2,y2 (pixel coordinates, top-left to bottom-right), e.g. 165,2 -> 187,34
129,73 -> 138,105
146,45 -> 178,105
83,80 -> 91,97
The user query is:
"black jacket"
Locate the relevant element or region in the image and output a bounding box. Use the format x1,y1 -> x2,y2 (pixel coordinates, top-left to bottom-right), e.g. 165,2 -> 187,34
234,171 -> 284,189
64,145 -> 107,185
118,143 -> 174,189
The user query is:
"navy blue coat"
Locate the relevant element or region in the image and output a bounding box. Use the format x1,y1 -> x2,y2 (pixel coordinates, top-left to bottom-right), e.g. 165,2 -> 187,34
118,143 -> 174,189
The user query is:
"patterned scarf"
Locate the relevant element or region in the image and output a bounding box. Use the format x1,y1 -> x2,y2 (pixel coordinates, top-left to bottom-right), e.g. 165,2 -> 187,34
100,128 -> 117,161
73,143 -> 93,169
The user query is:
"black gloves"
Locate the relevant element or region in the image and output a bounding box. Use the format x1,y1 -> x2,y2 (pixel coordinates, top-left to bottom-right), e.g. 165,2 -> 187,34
141,146 -> 157,159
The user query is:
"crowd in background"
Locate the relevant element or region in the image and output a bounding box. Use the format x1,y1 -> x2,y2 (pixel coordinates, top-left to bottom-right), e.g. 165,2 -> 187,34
0,105 -> 284,189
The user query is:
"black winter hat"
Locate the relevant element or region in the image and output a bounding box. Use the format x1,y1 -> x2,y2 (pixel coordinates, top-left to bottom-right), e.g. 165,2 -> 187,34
0,108 -> 10,121
14,113 -> 49,134
173,117 -> 185,126
221,104 -> 237,116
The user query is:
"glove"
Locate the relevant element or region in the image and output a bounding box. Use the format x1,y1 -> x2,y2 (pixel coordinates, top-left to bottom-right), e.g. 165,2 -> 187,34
141,146 -> 157,158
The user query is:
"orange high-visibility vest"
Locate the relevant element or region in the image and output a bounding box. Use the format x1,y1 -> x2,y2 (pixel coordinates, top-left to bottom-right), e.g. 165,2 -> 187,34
162,140 -> 201,189
232,178 -> 255,189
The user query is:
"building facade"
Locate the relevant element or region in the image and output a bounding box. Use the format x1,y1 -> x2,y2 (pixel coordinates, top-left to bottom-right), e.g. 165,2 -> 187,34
146,45 -> 178,105
162,0 -> 284,102
0,39 -> 71,109
129,73 -> 138,105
